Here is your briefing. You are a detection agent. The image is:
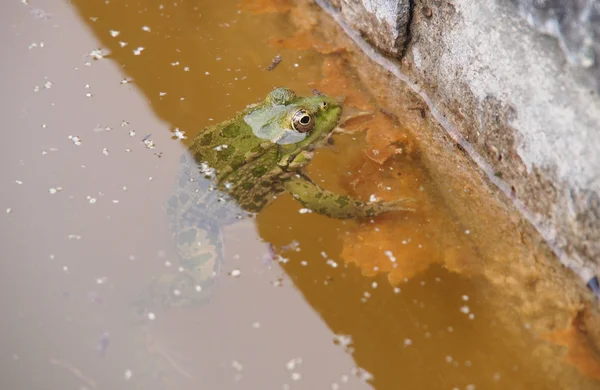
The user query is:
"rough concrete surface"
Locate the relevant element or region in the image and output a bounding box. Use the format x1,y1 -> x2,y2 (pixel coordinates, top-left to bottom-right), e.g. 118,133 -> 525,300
318,0 -> 600,287
325,0 -> 412,56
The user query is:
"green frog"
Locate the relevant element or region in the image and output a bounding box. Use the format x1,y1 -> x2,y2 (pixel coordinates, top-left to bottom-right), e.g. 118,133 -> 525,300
136,87 -> 413,310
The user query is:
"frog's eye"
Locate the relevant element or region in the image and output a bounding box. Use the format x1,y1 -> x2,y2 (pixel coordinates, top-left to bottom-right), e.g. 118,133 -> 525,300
291,109 -> 315,133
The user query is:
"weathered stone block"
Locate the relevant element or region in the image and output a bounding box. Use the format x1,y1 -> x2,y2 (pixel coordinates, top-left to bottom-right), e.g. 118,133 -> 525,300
331,0 -> 412,56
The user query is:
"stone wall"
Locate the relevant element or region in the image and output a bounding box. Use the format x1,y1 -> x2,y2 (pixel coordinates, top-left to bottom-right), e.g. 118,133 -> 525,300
317,0 -> 600,290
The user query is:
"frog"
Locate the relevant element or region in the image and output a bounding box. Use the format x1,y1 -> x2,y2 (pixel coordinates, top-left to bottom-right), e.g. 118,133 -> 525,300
135,87 -> 413,311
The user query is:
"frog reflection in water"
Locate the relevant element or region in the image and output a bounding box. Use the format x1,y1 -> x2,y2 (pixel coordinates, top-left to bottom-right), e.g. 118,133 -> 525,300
138,88 -> 413,308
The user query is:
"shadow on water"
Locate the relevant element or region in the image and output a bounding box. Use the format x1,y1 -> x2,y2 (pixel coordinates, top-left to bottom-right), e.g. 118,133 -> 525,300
1,0 -> 598,389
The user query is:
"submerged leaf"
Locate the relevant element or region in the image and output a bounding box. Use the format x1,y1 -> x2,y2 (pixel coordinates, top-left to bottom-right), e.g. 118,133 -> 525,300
543,308 -> 600,381
339,153 -> 479,284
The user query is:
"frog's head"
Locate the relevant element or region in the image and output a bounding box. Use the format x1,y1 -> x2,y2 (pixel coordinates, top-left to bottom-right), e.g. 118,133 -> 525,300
244,87 -> 342,168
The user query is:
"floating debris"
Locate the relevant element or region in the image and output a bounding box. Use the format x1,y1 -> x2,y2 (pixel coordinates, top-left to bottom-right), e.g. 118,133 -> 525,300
266,54 -> 283,71
109,30 -> 120,37
142,134 -> 155,149
172,128 -> 187,140
68,135 -> 82,146
133,47 -> 144,55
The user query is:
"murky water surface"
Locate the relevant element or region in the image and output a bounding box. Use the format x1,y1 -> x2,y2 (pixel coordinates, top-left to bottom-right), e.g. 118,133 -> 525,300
1,1 -> 597,389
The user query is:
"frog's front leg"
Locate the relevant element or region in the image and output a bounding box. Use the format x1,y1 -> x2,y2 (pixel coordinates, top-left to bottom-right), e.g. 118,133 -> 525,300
284,176 -> 414,219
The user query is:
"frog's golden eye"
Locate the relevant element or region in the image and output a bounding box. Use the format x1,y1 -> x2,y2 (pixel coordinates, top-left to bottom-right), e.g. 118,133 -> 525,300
291,109 -> 314,133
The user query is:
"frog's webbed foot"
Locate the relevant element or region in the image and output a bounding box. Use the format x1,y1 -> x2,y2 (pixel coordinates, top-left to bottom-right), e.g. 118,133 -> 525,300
131,225 -> 221,318
372,197 -> 417,213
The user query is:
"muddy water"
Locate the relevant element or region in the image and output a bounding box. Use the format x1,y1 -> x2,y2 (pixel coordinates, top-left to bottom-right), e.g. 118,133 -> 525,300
0,1 -> 596,390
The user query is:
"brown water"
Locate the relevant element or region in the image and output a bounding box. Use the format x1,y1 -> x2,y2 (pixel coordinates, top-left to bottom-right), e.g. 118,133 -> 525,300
1,0 -> 598,389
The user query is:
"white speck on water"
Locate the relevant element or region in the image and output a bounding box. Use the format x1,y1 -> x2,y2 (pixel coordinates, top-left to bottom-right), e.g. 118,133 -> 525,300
195,285 -> 202,292
109,30 -> 120,37
6,208 -> 12,214
85,92 -> 93,98
143,137 -> 155,149
468,313 -> 475,320
119,41 -> 128,47
142,26 -> 151,32
252,321 -> 260,328
363,291 -> 371,299
178,266 -> 184,272
44,81 -> 52,89
447,326 -> 454,332
293,63 -> 299,68
172,289 -> 181,296
171,61 -> 179,66
384,250 -> 396,262
369,194 -> 377,202
326,259 -> 338,268
159,92 -> 167,96
88,49 -> 105,60
298,208 -> 312,214
300,260 -> 308,266
230,269 -> 241,277
232,360 -> 243,371
63,266 -> 69,272
184,66 -> 190,72
371,282 -> 378,288
460,305 -> 470,314
147,312 -> 156,320
15,180 -> 23,185
493,372 -> 501,381
68,135 -> 82,145
445,355 -> 453,363
96,277 -> 107,284
112,200 -> 119,204
33,85 -> 40,92
164,260 -> 172,267
102,148 -> 109,156
291,372 -> 301,381
148,176 -> 153,181
393,287 -> 401,294
120,78 -> 132,84
466,385 -> 476,390
88,197 -> 97,204
351,367 -> 373,382
286,357 -> 302,371
403,338 -> 412,346
124,369 -> 133,380
128,130 -> 136,137
462,295 -> 469,301
173,128 -> 187,140
68,234 -> 82,240
133,47 -> 144,55
465,229 -> 471,235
